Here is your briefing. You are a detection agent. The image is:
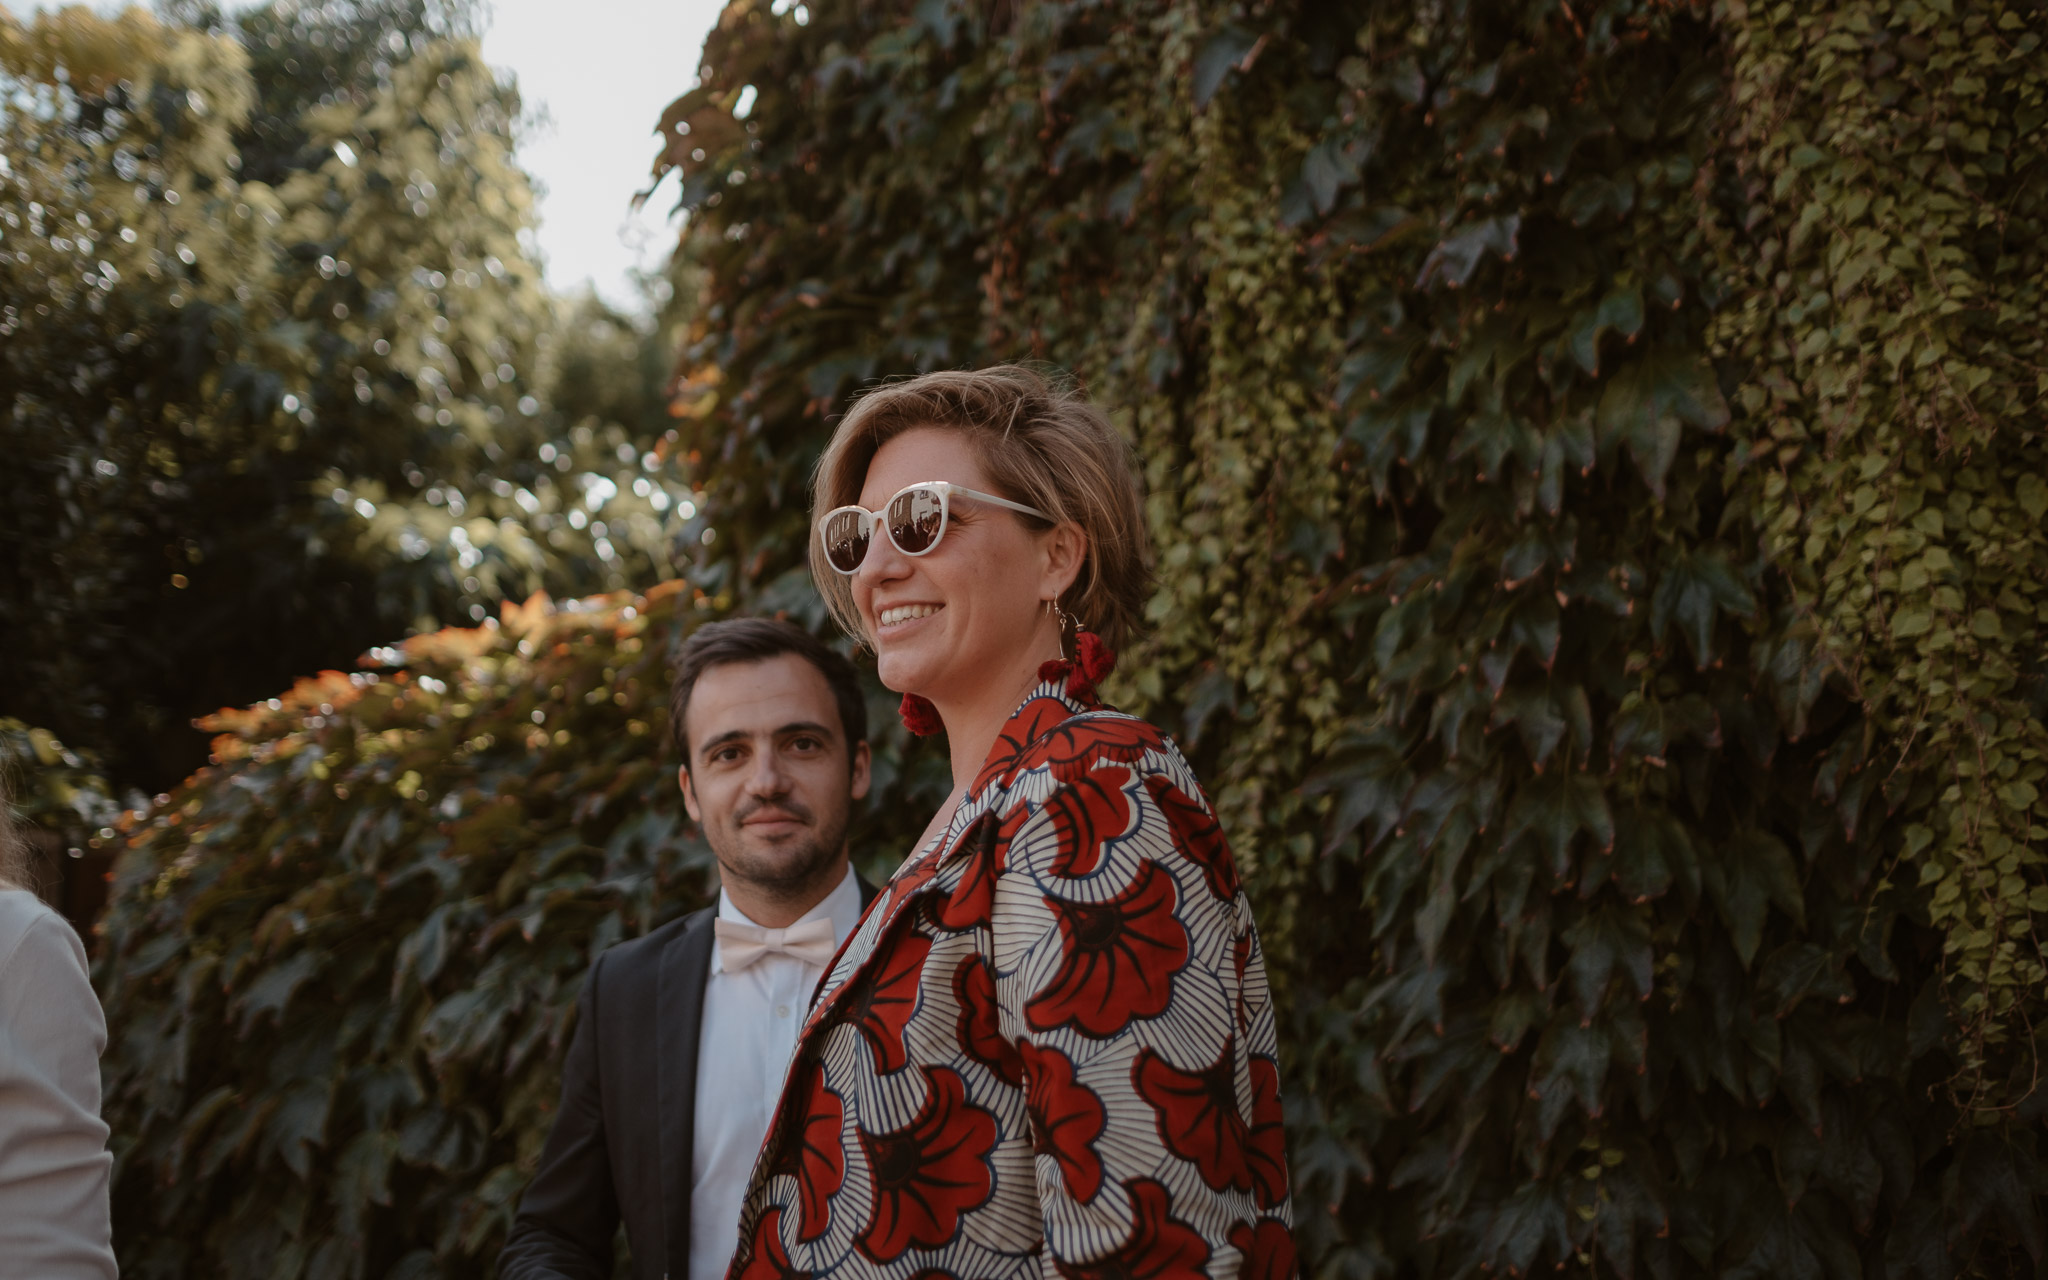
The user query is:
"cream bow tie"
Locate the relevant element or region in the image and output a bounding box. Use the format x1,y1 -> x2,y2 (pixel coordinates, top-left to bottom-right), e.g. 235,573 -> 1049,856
715,917 -> 837,972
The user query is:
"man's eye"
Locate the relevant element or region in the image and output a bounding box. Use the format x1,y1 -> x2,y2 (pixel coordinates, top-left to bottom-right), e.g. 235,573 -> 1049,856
712,748 -> 742,763
791,737 -> 821,752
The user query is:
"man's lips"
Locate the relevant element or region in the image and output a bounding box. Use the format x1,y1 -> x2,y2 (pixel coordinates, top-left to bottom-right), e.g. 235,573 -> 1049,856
740,809 -> 807,827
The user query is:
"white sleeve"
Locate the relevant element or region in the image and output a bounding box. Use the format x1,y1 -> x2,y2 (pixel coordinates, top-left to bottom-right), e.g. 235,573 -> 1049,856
0,895 -> 117,1279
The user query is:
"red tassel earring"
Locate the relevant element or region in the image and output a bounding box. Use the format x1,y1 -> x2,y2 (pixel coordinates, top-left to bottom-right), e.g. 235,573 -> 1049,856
1074,627 -> 1115,689
898,692 -> 944,737
1036,600 -> 1116,702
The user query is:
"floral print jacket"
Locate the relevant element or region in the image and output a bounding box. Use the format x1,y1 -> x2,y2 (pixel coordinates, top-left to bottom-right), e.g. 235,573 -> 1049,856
728,680 -> 1296,1280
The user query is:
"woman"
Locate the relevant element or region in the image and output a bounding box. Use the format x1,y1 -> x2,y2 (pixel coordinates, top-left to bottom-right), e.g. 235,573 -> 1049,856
727,367 -> 1295,1280
0,778 -> 118,1278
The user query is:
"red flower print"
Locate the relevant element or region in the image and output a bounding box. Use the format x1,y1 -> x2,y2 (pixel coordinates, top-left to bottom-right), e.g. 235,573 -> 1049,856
766,1060 -> 844,1242
1231,929 -> 1253,1034
1144,776 -> 1241,903
735,1207 -> 804,1280
1020,1039 -> 1106,1202
953,954 -> 1022,1085
842,926 -> 932,1074
934,815 -> 1002,932
1133,1039 -> 1254,1194
1053,1178 -> 1211,1280
1026,861 -> 1189,1038
1041,765 -> 1135,878
977,703 -> 1168,792
857,1067 -> 997,1262
1248,1056 -> 1288,1209
1030,717 -> 1167,785
1229,1218 -> 1299,1280
885,849 -> 946,911
974,694 -> 1082,791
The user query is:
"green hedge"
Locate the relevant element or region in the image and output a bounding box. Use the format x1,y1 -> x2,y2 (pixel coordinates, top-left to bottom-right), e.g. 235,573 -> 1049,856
103,594 -> 673,1277
92,0 -> 2045,1276
95,591 -> 936,1279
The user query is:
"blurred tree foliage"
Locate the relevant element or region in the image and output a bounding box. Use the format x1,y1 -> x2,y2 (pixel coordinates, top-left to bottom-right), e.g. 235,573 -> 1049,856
87,0 -> 2045,1278
0,716 -> 122,910
0,1 -> 697,792
0,716 -> 121,842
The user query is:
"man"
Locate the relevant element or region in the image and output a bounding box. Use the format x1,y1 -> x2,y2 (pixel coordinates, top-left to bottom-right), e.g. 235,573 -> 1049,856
500,618 -> 877,1280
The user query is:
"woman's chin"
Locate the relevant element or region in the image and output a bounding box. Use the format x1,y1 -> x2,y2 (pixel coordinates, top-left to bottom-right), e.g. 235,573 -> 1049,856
874,649 -> 938,697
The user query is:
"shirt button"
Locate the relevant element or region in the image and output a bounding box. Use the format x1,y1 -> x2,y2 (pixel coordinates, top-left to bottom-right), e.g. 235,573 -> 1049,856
776,1004 -> 791,1018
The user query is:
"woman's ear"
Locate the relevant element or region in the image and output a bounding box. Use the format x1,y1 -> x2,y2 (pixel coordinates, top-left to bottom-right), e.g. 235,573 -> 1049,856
1042,521 -> 1088,598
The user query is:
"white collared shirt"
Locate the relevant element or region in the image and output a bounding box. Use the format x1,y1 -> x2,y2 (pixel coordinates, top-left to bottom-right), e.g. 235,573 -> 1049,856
688,866 -> 863,1280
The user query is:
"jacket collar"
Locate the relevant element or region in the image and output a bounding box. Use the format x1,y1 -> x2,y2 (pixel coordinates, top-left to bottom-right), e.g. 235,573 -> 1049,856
963,677 -> 1104,806
883,677 -> 1104,903
796,680 -> 1100,1022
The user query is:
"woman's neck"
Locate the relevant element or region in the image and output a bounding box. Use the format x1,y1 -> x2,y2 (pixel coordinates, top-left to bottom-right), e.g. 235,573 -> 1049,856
934,657 -> 1051,795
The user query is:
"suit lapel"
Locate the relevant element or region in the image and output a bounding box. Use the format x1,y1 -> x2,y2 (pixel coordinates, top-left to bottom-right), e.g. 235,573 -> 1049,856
657,908 -> 716,1279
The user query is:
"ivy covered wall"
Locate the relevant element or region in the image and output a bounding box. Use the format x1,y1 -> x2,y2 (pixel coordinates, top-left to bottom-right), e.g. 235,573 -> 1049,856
1708,0 -> 2048,1092
89,0 -> 2044,1276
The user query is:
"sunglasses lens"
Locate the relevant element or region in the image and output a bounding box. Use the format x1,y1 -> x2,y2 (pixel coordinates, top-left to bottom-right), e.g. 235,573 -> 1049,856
821,509 -> 871,573
887,486 -> 946,555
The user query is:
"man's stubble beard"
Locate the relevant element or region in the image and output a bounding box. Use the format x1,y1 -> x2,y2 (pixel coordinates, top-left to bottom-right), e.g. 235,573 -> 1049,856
713,795 -> 853,906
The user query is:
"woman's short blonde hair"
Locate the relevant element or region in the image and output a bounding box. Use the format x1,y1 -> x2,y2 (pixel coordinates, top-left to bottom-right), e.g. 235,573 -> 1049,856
810,365 -> 1152,652
0,770 -> 28,892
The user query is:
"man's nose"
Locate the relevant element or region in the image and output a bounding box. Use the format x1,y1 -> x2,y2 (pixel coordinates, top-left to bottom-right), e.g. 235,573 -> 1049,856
745,750 -> 790,797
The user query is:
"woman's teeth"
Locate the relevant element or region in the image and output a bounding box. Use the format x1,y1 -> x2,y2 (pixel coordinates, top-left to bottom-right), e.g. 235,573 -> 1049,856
880,603 -> 941,627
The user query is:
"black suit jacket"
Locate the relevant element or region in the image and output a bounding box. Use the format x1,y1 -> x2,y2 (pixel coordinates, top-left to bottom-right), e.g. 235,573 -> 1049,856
499,877 -> 877,1280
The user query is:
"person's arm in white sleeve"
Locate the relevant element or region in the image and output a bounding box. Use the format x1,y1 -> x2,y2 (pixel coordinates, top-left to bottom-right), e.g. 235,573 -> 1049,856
0,892 -> 118,1280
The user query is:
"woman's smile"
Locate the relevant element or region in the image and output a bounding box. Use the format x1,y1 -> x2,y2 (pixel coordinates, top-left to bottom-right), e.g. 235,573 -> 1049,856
876,602 -> 945,632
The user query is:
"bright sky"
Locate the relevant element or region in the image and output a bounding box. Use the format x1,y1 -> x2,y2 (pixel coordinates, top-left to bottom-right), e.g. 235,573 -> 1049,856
482,0 -> 728,310
19,0 -> 727,309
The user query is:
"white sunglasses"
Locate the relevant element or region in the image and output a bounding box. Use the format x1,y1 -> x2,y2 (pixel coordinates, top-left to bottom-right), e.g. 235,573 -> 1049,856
817,481 -> 1052,575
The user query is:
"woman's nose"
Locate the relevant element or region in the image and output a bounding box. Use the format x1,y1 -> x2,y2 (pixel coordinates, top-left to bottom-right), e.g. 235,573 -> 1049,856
854,530 -> 911,588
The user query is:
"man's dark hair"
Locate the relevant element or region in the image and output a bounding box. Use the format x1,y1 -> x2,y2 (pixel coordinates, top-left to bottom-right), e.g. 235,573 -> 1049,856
668,618 -> 868,761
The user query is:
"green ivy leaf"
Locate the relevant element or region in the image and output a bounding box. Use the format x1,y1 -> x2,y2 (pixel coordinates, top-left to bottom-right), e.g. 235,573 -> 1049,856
1564,904 -> 1654,1019
232,951 -> 322,1033
1650,550 -> 1757,668
264,1083 -> 333,1179
1610,810 -> 1690,903
1569,284 -> 1645,374
1759,943 -> 1854,1018
2017,473 -> 2048,520
1302,137 -> 1363,215
1559,175 -> 1635,225
1891,607 -> 1933,639
1504,772 -> 1613,881
1416,214 -> 1521,290
1532,1019 -> 1613,1120
1492,683 -> 1569,770
1191,23 -> 1260,108
1704,829 -> 1805,967
1596,349 -> 1730,496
